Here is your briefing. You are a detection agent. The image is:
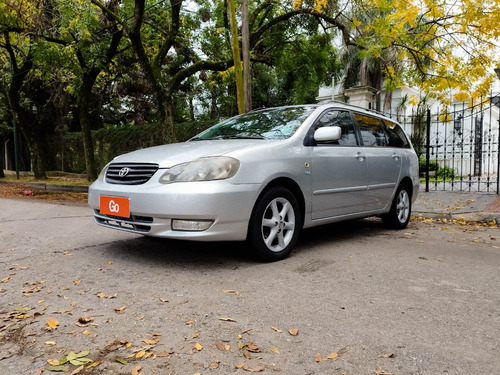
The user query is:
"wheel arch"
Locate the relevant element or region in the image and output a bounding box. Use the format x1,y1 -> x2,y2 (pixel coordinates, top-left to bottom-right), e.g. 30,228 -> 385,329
253,177 -> 306,229
399,176 -> 414,198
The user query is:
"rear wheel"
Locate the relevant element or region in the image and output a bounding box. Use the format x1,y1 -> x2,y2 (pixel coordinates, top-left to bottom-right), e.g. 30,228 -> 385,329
248,186 -> 301,262
382,183 -> 412,229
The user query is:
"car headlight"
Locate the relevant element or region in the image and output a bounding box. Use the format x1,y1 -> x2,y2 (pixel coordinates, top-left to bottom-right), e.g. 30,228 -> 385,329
97,164 -> 109,181
159,156 -> 240,184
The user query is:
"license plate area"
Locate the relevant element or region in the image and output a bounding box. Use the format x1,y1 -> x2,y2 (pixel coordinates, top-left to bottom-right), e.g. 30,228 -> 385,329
100,196 -> 130,218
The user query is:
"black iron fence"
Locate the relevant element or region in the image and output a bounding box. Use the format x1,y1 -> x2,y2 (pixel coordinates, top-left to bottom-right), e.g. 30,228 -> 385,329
395,97 -> 500,194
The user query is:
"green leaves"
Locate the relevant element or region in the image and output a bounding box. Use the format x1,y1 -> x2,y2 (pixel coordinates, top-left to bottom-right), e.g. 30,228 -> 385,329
60,350 -> 93,366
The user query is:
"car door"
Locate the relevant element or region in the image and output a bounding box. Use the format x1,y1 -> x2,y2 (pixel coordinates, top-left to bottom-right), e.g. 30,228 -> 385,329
310,109 -> 367,220
354,113 -> 402,211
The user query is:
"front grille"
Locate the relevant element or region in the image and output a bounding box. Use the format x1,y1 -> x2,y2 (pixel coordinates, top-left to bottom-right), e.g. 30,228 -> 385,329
94,210 -> 153,233
106,163 -> 159,185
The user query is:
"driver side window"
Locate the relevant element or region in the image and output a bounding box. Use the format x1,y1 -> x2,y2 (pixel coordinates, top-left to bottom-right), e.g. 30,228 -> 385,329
315,110 -> 357,146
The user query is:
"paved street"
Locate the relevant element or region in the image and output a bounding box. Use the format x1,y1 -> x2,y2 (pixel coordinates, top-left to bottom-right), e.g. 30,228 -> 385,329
0,197 -> 499,374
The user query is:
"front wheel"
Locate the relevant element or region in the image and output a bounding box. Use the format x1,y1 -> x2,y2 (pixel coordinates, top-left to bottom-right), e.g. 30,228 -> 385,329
382,183 -> 412,229
247,186 -> 301,262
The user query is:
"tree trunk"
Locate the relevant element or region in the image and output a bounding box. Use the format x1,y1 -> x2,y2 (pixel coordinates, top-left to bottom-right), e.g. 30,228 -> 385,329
0,136 -> 5,178
227,0 -> 244,114
241,0 -> 251,113
78,78 -> 98,181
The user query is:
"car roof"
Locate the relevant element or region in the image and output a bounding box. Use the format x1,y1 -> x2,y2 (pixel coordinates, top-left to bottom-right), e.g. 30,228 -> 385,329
248,102 -> 399,125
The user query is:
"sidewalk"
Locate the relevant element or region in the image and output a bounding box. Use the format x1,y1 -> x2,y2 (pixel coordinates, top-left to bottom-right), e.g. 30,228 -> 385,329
1,178 -> 499,223
413,190 -> 500,223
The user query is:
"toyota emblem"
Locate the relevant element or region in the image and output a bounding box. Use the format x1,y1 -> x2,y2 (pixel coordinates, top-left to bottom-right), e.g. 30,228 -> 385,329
118,167 -> 130,177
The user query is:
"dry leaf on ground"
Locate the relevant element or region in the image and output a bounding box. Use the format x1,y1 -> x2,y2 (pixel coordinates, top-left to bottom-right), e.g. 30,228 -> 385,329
47,317 -> 59,329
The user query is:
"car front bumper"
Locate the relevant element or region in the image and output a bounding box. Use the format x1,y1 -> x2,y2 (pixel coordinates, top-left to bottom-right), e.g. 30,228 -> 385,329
88,178 -> 261,241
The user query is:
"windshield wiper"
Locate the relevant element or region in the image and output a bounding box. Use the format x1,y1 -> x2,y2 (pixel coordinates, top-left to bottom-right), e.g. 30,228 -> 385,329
191,134 -> 265,141
229,135 -> 265,140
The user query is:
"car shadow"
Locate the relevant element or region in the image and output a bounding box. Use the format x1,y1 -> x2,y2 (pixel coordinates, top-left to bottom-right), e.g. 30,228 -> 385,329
99,235 -> 256,268
98,217 -> 398,266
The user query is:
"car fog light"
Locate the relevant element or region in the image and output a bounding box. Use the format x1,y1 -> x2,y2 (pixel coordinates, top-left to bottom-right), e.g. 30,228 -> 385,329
172,219 -> 213,231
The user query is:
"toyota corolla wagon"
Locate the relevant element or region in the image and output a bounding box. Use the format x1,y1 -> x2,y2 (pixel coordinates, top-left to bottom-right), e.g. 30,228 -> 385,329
88,102 -> 419,261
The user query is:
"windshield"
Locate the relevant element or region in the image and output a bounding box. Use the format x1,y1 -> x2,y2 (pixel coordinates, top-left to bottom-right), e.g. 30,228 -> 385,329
192,106 -> 316,141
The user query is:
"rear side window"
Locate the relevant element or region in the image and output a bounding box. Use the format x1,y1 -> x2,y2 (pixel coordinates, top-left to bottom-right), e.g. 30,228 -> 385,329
315,110 -> 358,146
383,120 -> 411,148
354,114 -> 389,147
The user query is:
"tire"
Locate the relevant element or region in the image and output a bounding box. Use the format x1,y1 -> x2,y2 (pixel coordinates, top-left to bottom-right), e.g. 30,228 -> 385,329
382,182 -> 412,229
247,186 -> 301,262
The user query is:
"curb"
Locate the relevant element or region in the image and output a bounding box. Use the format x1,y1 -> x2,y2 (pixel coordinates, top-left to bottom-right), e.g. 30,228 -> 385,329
0,180 -> 89,193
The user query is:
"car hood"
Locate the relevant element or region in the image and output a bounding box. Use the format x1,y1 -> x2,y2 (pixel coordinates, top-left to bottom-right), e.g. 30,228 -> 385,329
111,140 -> 269,168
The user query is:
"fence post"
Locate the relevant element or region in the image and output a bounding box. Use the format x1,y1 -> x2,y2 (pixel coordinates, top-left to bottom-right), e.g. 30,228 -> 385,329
425,108 -> 431,192
497,115 -> 500,194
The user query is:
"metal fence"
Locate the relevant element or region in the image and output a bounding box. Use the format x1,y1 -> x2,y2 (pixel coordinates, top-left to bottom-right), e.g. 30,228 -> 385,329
395,97 -> 500,195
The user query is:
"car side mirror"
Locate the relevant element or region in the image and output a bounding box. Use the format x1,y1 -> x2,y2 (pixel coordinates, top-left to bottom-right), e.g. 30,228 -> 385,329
314,126 -> 342,142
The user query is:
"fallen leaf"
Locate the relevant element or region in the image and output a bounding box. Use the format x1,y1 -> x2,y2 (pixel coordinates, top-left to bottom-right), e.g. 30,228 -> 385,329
219,317 -> 236,322
288,328 -> 299,336
159,297 -> 169,303
327,352 -> 338,359
73,278 -> 81,285
314,353 -> 322,362
115,358 -> 127,365
223,289 -> 239,295
194,342 -> 203,351
82,330 -> 92,335
0,277 -> 11,283
271,326 -> 282,333
235,362 -> 246,369
185,320 -> 195,325
131,365 -> 143,375
381,352 -> 394,358
47,317 -> 59,329
47,359 -> 60,366
243,343 -> 261,353
45,341 -> 56,346
192,329 -> 200,338
77,316 -> 94,326
14,307 -> 32,312
45,365 -> 68,372
375,371 -> 394,375
53,308 -> 73,314
114,306 -> 127,314
156,351 -> 174,357
135,350 -> 146,359
143,338 -> 160,345
69,365 -> 84,375
97,292 -> 117,299
208,360 -> 220,369
87,361 -> 101,369
270,345 -> 280,354
215,339 -> 227,351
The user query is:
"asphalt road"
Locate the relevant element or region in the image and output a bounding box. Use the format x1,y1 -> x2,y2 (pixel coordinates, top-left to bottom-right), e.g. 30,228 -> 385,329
0,198 -> 499,375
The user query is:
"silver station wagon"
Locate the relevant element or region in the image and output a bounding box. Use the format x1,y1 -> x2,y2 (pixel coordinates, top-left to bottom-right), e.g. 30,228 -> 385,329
88,102 -> 419,261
